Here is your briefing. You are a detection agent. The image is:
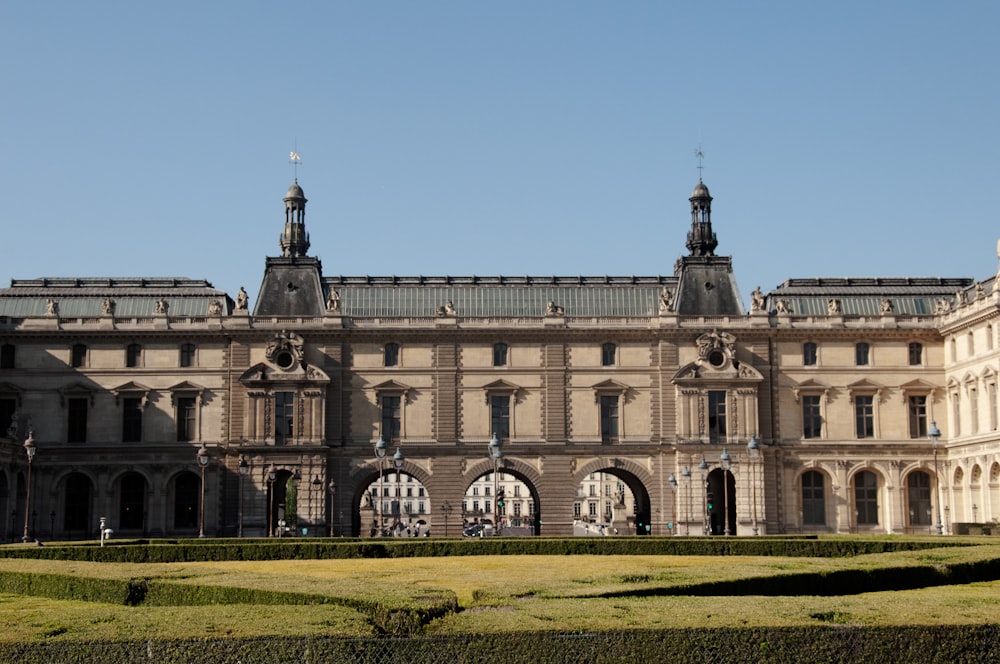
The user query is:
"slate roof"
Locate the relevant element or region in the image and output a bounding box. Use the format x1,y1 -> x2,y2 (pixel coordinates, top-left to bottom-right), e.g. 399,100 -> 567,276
765,277 -> 974,316
322,275 -> 678,318
0,278 -> 229,317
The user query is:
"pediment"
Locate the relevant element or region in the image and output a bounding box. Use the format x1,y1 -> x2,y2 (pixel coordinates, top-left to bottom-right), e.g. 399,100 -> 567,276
791,378 -> 832,404
0,381 -> 24,395
372,379 -> 412,393
168,380 -> 207,393
483,379 -> 521,392
591,379 -> 629,392
239,361 -> 330,385
112,381 -> 152,394
672,360 -> 763,384
900,378 -> 937,392
846,378 -> 884,397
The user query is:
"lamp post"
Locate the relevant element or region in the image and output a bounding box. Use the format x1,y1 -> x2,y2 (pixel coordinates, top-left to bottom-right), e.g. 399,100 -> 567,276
22,431 -> 36,543
237,455 -> 249,538
747,435 -> 760,536
681,466 -> 692,536
667,473 -> 678,536
929,421 -> 943,535
311,475 -> 321,534
720,448 -> 732,536
488,432 -> 503,534
440,500 -> 453,536
698,456 -> 710,535
196,444 -> 209,538
266,464 -> 277,537
327,480 -> 336,537
374,436 -> 387,535
392,448 -> 405,535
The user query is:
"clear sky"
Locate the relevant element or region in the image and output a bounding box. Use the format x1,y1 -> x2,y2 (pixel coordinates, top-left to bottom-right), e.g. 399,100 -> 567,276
3,2 -> 998,306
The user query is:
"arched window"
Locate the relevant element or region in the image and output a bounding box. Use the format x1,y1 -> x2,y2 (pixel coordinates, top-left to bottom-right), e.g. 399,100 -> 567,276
173,472 -> 200,529
801,471 -> 825,526
854,471 -> 879,526
384,343 -> 400,367
119,473 -> 146,530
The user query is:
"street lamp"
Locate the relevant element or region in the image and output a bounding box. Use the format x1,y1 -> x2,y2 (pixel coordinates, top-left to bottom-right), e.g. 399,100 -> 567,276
196,444 -> 210,538
374,436 -> 387,535
311,475 -> 322,534
22,431 -> 36,543
747,435 -> 760,536
720,448 -> 732,536
237,455 -> 249,538
929,421 -> 943,535
681,466 -> 692,536
440,500 -> 453,536
267,464 -> 277,537
698,456 -> 710,535
327,480 -> 336,537
667,473 -> 678,536
488,432 -> 503,534
393,448 -> 405,535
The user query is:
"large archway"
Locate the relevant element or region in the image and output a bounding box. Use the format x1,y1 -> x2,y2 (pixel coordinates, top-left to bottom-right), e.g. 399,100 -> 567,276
118,472 -> 147,533
574,463 -> 653,536
63,472 -> 93,539
464,467 -> 538,536
707,468 -> 736,535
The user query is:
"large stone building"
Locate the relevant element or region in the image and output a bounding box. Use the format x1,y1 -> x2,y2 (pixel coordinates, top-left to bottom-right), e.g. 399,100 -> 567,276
2,178 -> 998,540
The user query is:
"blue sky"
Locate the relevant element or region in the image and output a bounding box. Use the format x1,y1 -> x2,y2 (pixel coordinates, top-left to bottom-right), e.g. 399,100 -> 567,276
3,2 -> 998,305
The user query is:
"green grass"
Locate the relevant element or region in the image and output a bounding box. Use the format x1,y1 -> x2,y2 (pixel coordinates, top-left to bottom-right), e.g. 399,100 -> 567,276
0,539 -> 998,644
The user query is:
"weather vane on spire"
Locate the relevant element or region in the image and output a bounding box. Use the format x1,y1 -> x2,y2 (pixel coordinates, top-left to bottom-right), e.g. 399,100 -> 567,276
289,148 -> 302,180
694,144 -> 705,181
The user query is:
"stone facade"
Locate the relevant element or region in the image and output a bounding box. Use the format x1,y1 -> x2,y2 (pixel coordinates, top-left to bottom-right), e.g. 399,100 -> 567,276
1,181 -> 998,540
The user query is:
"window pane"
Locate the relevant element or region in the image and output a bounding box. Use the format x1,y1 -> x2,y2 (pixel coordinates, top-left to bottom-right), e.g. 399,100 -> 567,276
908,343 -> 922,366
803,343 -> 817,366
71,344 -> 87,368
180,344 -> 196,367
491,395 -> 510,439
600,395 -> 619,442
802,471 -> 825,525
381,395 -> 401,442
601,343 -> 616,366
122,397 -> 142,442
855,471 -> 879,525
802,395 -> 822,438
384,343 -> 399,367
68,398 -> 88,443
126,344 -> 142,368
907,472 -> 932,526
854,396 -> 874,438
177,397 -> 196,442
855,343 -> 869,366
708,391 -> 727,442
275,391 -> 294,445
493,343 -> 508,367
908,396 -> 927,439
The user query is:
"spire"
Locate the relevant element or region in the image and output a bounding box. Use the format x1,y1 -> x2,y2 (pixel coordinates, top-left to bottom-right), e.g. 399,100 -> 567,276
685,179 -> 717,256
279,180 -> 310,258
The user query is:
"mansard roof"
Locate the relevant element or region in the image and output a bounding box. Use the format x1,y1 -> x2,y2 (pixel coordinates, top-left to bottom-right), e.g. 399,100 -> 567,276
0,278 -> 229,318
765,277 -> 973,316
322,275 -> 677,318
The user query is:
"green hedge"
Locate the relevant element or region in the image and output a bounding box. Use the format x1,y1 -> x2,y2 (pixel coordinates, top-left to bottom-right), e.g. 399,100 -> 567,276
1,625 -> 997,663
0,536 -> 969,564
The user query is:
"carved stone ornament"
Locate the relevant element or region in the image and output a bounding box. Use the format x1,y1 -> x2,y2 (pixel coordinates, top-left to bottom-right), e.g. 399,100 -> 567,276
265,329 -> 305,370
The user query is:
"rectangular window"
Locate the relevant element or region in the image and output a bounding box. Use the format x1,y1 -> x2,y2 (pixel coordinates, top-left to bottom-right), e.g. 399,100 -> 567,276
122,397 -> 142,442
490,395 -> 510,440
908,396 -> 927,439
381,395 -> 401,442
908,342 -> 923,366
176,396 -> 197,442
492,343 -> 508,367
601,343 -> 616,367
801,471 -> 825,525
855,343 -> 870,366
802,395 -> 822,439
275,391 -> 294,445
180,343 -> 196,368
71,344 -> 87,368
803,342 -> 817,366
384,343 -> 399,367
126,343 -> 142,368
989,382 -> 998,431
969,387 -> 979,434
854,395 -> 874,439
68,397 -> 88,443
588,502 -> 597,517
855,472 -> 879,525
952,391 -> 961,437
600,395 -> 619,442
0,344 -> 14,369
708,390 -> 727,443
1,397 -> 18,436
